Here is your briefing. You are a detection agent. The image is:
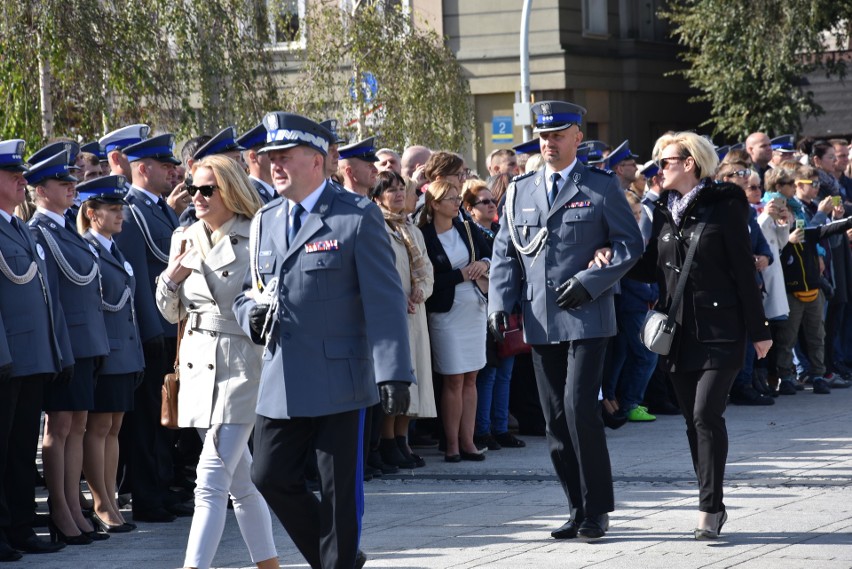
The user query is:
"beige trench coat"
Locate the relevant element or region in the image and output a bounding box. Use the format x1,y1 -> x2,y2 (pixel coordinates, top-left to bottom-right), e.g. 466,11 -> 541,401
385,221 -> 436,417
156,216 -> 261,428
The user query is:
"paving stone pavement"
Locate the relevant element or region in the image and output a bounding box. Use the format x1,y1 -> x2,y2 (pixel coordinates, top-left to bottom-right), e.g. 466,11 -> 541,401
17,385 -> 852,568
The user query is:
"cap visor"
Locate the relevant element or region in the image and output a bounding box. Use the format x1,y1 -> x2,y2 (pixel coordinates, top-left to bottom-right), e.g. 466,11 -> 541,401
0,164 -> 28,173
257,142 -> 300,155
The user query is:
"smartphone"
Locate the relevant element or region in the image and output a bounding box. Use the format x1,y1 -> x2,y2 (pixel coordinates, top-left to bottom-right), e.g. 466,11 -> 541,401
772,197 -> 785,208
795,219 -> 805,230
832,195 -> 842,207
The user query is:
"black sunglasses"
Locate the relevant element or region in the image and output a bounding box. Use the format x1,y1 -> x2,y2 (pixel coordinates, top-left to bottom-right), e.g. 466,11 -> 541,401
476,199 -> 497,206
186,184 -> 218,198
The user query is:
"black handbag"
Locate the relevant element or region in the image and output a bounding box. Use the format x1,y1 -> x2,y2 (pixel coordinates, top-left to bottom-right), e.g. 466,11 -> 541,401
640,220 -> 706,355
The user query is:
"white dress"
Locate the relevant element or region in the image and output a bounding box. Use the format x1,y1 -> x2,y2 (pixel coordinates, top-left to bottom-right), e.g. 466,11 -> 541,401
427,229 -> 487,375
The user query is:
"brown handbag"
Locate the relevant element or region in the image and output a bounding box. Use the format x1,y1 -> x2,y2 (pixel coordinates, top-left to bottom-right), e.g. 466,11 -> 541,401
160,318 -> 186,429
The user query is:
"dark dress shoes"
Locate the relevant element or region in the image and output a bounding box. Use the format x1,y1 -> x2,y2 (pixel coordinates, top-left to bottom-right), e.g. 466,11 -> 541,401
494,432 -> 526,448
9,534 -> 65,553
578,514 -> 609,539
0,541 -> 22,562
460,450 -> 486,462
550,519 -> 580,539
132,508 -> 176,523
166,502 -> 194,517
355,549 -> 368,569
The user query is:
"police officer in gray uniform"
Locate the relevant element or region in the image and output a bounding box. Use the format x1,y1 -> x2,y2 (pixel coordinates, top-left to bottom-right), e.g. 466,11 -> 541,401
233,112 -> 413,569
0,140 -> 72,559
488,101 -> 644,540
113,134 -> 185,522
27,149 -> 112,543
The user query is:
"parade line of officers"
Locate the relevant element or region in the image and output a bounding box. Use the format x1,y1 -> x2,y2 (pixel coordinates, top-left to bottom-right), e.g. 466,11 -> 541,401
1,99 -> 852,568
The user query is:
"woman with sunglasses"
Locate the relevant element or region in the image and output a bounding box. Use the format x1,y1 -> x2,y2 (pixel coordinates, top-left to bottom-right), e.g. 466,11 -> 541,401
461,180 -> 525,451
419,178 -> 490,462
630,131 -> 772,539
156,155 -> 278,569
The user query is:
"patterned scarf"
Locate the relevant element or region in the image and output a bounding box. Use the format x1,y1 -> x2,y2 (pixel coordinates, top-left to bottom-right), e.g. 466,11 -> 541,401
667,178 -> 709,227
382,209 -> 430,290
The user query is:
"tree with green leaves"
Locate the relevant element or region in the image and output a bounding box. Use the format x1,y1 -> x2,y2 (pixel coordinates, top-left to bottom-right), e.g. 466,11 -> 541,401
288,1 -> 474,152
661,0 -> 852,138
0,0 -> 282,149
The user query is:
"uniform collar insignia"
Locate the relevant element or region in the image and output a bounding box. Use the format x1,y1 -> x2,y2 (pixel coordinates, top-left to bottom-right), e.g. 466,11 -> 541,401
572,172 -> 581,184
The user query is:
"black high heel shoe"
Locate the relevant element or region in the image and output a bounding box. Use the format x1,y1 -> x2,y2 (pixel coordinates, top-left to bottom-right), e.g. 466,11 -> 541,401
47,519 -> 93,545
91,512 -> 133,534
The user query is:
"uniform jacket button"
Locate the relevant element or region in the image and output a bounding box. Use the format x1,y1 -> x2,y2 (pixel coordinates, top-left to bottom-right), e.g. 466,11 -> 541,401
207,364 -> 214,370
231,238 -> 238,245
189,303 -> 196,309
222,270 -> 229,277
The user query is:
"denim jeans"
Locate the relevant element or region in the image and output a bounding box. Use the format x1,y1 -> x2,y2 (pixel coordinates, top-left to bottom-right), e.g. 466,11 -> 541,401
603,310 -> 658,410
475,356 -> 515,435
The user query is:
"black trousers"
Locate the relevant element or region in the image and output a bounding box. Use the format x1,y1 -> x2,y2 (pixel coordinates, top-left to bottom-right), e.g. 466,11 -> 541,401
668,368 -> 738,513
0,375 -> 47,541
531,338 -> 614,520
118,336 -> 175,511
252,410 -> 363,569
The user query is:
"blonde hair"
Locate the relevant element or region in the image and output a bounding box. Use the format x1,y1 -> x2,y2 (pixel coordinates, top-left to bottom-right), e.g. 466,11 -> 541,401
418,180 -> 458,227
191,155 -> 263,219
652,131 -> 719,181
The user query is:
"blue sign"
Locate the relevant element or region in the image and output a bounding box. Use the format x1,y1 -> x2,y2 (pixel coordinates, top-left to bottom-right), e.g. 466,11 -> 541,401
492,116 -> 513,143
349,72 -> 378,104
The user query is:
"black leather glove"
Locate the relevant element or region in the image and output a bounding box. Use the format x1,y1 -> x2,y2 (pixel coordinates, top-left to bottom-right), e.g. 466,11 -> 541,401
488,311 -> 510,342
0,363 -> 13,383
555,277 -> 592,310
56,365 -> 74,385
248,304 -> 269,339
379,381 -> 411,416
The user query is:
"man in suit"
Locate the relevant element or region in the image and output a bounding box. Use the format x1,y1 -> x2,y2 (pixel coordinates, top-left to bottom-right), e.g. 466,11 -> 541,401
487,101 -> 644,540
233,112 -> 414,569
0,140 -> 72,559
113,133 -> 188,523
238,123 -> 277,204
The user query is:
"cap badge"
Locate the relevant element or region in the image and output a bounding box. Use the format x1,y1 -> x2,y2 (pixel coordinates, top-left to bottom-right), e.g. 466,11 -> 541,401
540,102 -> 552,115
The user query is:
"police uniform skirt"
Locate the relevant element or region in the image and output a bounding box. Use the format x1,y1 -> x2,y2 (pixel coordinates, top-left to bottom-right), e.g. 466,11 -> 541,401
43,356 -> 97,412
92,372 -> 136,413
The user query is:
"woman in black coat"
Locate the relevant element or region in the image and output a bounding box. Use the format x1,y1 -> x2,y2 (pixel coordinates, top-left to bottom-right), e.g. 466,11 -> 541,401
630,132 -> 772,539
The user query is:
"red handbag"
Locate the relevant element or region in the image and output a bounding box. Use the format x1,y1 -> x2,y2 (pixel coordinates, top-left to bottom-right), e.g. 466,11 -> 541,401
497,313 -> 531,359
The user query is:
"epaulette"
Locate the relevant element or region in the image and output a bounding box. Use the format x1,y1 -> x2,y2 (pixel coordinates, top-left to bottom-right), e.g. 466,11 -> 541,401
588,167 -> 615,177
336,191 -> 373,210
511,170 -> 536,183
258,196 -> 284,216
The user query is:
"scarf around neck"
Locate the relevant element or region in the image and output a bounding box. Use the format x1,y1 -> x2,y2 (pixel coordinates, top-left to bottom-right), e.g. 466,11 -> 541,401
667,178 -> 709,227
381,209 -> 429,290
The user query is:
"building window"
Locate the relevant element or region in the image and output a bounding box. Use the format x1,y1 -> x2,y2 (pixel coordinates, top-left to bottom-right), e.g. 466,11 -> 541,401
268,0 -> 306,49
583,0 -> 609,38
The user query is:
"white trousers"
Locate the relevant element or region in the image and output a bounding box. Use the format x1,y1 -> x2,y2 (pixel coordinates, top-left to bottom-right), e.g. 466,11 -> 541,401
183,424 -> 277,569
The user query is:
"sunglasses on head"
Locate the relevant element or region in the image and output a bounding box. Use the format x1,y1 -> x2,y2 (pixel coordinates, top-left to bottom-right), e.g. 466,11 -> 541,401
186,184 -> 218,198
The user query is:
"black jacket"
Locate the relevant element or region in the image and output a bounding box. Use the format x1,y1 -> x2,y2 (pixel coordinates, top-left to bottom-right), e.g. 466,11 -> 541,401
630,181 -> 771,373
421,217 -> 491,314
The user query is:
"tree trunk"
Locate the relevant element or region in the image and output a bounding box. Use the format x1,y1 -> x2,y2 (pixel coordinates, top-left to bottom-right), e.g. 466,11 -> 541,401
36,32 -> 54,140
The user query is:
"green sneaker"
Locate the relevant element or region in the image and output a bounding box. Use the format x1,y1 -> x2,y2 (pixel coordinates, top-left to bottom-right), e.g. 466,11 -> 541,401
626,406 -> 657,422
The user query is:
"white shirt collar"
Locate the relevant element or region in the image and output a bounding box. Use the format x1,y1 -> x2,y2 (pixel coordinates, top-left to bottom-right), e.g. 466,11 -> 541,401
89,228 -> 113,251
288,180 -> 327,215
0,210 -> 12,223
250,176 -> 276,198
36,207 -> 66,228
132,185 -> 162,204
544,158 -> 578,186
